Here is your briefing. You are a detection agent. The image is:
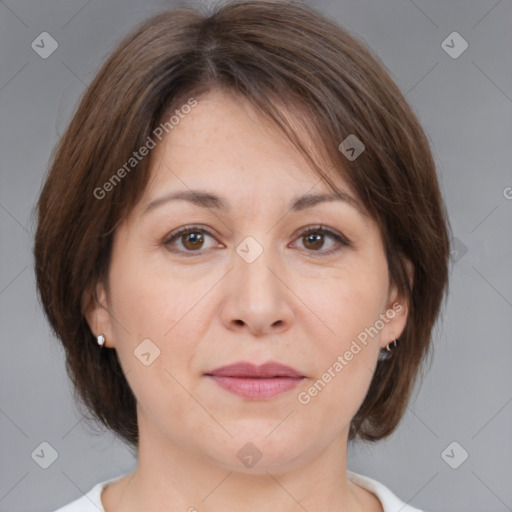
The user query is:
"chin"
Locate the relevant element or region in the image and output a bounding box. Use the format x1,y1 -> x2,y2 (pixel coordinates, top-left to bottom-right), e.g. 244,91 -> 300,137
208,429 -> 309,471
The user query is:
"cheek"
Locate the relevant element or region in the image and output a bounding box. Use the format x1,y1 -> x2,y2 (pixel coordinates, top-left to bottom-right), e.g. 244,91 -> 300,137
108,237 -> 184,336
294,250 -> 388,407
105,263 -> 201,422
106,244 -> 212,382
301,258 -> 388,349
296,274 -> 383,421
105,253 -> 170,369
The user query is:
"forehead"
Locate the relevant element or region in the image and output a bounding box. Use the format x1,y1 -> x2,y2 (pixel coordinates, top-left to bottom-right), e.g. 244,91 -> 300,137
143,89 -> 360,209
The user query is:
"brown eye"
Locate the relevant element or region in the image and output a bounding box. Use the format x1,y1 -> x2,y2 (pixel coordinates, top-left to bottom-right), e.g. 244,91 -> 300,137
294,226 -> 350,256
303,232 -> 325,250
181,230 -> 204,251
163,226 -> 219,255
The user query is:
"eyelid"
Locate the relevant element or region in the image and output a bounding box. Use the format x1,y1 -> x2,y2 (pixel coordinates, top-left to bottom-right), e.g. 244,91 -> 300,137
162,224 -> 351,256
162,224 -> 221,254
290,224 -> 351,256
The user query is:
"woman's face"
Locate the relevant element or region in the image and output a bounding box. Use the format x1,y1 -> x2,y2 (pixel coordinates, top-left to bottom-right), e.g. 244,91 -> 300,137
87,89 -> 408,472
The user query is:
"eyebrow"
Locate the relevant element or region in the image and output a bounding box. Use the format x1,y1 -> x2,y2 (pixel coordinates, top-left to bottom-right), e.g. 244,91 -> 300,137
143,189 -> 365,216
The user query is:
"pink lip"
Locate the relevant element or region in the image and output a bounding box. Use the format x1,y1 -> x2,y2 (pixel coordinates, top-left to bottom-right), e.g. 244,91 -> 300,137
206,362 -> 305,400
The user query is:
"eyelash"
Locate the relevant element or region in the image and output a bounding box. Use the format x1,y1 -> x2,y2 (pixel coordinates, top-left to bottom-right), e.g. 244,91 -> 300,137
162,224 -> 351,258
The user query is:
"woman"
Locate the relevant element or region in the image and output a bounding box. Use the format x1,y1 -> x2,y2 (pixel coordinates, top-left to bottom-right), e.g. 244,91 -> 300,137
34,1 -> 450,510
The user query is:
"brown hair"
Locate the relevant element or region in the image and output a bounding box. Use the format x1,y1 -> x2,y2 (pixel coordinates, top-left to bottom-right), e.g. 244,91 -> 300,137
33,0 -> 451,451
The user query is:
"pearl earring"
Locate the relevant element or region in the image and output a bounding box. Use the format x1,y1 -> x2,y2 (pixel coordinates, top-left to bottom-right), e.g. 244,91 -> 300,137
97,334 -> 105,347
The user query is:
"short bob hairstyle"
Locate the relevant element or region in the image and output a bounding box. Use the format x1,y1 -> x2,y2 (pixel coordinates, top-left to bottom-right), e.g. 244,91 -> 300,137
34,0 -> 451,451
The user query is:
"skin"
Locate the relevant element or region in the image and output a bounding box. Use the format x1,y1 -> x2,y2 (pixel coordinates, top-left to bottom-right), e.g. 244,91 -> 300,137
84,88 -> 411,512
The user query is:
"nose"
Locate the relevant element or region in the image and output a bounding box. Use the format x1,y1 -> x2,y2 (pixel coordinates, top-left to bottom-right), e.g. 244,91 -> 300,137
219,240 -> 294,337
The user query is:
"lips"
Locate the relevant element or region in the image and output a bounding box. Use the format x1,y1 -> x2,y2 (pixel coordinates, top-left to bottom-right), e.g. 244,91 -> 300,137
205,362 -> 305,400
206,362 -> 304,379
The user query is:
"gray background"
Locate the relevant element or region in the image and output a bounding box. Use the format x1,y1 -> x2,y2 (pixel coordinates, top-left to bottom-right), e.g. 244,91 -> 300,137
1,0 -> 511,511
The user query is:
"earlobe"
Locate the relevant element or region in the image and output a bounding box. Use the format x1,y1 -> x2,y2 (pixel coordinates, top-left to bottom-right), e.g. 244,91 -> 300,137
81,280 -> 114,348
380,296 -> 409,351
382,258 -> 414,349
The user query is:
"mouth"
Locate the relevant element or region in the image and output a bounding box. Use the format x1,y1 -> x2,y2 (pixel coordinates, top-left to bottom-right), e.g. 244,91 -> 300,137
205,362 -> 305,400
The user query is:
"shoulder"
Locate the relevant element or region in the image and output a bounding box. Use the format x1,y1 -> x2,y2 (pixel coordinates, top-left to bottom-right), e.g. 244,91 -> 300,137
347,470 -> 427,512
53,474 -> 127,512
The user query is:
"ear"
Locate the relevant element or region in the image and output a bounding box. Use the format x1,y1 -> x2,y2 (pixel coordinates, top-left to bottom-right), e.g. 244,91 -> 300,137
82,279 -> 115,348
379,258 -> 414,350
